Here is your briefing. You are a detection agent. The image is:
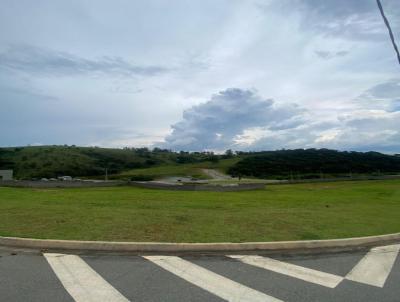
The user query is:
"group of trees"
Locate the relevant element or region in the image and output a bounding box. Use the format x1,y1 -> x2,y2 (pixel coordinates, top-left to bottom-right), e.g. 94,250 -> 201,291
227,149 -> 400,179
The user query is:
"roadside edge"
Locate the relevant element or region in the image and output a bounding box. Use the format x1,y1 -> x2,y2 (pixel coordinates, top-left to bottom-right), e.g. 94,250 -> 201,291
1,233 -> 400,254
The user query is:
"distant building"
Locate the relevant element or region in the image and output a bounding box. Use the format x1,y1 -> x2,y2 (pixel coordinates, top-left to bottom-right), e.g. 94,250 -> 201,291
0,170 -> 13,181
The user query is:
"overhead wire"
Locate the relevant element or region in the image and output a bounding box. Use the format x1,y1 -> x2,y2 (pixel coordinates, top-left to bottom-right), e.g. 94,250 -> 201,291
376,0 -> 400,66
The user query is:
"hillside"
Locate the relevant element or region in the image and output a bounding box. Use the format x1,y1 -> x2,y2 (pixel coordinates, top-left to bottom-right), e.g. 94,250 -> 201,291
228,149 -> 400,179
1,146 -> 400,180
113,157 -> 240,180
0,146 -> 228,179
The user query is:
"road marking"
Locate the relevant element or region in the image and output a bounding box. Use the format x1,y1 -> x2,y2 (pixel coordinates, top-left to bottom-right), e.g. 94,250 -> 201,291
229,255 -> 343,288
144,255 -> 283,302
44,253 -> 130,302
345,244 -> 400,287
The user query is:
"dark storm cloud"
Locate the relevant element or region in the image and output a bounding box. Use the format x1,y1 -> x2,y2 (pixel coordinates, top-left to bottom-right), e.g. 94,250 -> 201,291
0,45 -> 168,77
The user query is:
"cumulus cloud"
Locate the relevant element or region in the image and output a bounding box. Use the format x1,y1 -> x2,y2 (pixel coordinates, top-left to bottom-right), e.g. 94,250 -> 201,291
0,45 -> 168,77
161,86 -> 400,153
161,88 -> 306,151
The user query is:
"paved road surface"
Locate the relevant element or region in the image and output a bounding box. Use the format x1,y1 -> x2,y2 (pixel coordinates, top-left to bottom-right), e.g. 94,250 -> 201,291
1,244 -> 399,301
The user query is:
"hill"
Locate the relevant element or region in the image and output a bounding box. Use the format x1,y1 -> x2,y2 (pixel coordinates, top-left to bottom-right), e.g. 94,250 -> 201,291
113,157 -> 240,181
0,146 -> 224,179
1,146 -> 400,180
227,149 -> 400,179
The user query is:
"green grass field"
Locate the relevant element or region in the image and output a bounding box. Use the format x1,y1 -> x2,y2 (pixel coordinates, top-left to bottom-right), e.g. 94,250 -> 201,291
0,179 -> 399,242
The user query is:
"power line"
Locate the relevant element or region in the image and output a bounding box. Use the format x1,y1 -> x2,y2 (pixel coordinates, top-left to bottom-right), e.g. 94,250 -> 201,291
376,0 -> 400,66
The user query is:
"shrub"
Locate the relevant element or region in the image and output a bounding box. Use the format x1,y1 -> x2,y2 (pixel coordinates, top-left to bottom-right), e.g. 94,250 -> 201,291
130,175 -> 155,181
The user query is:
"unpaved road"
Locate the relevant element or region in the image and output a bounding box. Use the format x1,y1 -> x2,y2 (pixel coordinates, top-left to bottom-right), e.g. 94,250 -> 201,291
202,169 -> 233,180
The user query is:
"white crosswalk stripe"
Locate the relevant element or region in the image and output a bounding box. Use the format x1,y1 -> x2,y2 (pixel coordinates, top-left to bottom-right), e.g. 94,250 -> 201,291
144,255 -> 284,302
44,253 -> 130,302
229,255 -> 344,288
41,244 -> 400,302
345,244 -> 400,287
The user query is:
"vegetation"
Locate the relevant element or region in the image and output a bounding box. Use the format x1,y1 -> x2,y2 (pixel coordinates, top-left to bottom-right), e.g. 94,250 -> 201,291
0,179 -> 399,242
0,146 -> 229,179
1,146 -> 399,180
114,157 -> 240,180
228,149 -> 400,179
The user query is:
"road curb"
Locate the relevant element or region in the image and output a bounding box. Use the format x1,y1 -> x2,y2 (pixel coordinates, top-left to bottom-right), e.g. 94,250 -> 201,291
1,233 -> 400,254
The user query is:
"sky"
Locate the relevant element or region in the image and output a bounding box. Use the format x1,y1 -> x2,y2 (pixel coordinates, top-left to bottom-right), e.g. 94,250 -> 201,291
1,0 -> 399,153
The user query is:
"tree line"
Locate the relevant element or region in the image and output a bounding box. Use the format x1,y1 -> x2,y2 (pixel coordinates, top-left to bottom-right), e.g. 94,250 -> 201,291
227,149 -> 400,179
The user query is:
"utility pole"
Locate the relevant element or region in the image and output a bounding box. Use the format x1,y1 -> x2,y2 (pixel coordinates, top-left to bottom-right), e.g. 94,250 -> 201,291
105,168 -> 108,182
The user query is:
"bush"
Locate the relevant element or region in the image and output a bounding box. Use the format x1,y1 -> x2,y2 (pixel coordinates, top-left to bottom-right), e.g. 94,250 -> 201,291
130,175 -> 155,181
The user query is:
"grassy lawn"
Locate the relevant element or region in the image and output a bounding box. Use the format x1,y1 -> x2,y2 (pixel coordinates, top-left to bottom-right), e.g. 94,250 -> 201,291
0,179 -> 399,242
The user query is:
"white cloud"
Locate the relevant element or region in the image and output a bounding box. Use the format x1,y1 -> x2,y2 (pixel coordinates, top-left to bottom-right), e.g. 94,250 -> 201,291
0,45 -> 168,77
247,109 -> 400,153
0,0 -> 399,153
161,88 -> 306,151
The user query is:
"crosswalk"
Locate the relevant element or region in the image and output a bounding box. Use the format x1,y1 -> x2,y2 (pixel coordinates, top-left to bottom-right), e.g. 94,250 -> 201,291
44,253 -> 130,302
2,243 -> 399,302
228,255 -> 343,288
144,255 -> 283,302
345,244 -> 400,287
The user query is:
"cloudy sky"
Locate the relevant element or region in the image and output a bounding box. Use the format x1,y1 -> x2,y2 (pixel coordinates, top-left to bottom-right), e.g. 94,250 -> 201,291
1,0 -> 399,153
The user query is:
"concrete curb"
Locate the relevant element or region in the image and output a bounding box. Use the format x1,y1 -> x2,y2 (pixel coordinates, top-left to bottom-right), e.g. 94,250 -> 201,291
1,233 -> 400,254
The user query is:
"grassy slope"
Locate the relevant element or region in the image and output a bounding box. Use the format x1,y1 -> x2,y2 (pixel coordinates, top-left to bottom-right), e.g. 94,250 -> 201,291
1,146 -> 241,180
115,163 -> 208,179
0,179 -> 399,242
114,158 -> 240,180
0,146 -> 158,179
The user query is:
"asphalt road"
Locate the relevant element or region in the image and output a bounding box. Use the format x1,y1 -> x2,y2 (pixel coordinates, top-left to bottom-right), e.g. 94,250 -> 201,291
0,244 -> 399,302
